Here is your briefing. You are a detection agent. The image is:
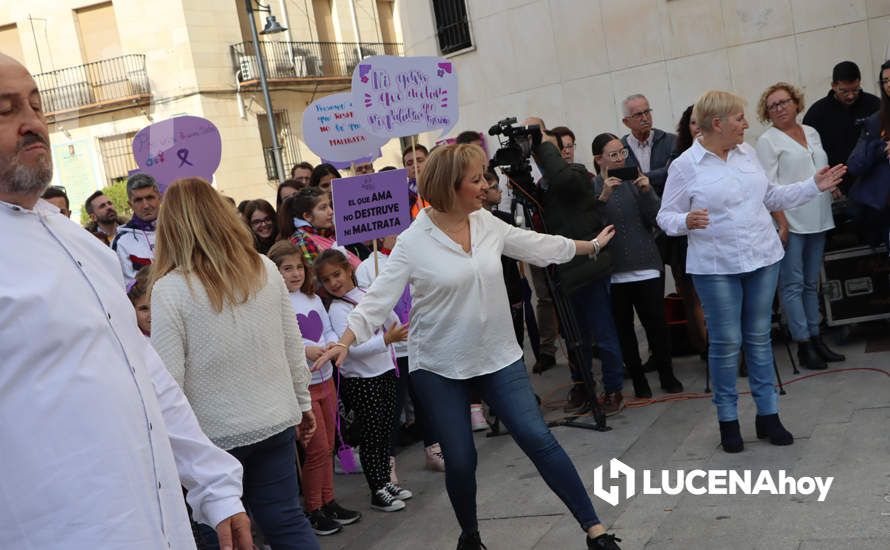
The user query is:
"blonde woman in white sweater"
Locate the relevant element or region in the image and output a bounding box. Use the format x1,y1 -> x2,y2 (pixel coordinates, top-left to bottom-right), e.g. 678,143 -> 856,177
150,177 -> 319,550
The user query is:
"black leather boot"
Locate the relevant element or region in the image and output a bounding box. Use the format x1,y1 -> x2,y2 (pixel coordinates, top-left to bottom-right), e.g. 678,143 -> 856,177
755,413 -> 794,445
797,340 -> 827,370
811,336 -> 845,362
457,531 -> 487,550
719,420 -> 744,453
657,365 -> 684,393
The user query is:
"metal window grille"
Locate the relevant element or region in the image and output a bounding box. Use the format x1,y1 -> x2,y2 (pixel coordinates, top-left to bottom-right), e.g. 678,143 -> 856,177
432,0 -> 472,55
260,110 -> 301,181
97,131 -> 137,188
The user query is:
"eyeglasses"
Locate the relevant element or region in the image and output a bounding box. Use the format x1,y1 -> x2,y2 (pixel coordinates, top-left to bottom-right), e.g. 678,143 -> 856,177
835,86 -> 861,97
250,216 -> 273,227
767,98 -> 796,112
880,78 -> 890,85
627,108 -> 653,120
561,143 -> 575,150
604,148 -> 630,161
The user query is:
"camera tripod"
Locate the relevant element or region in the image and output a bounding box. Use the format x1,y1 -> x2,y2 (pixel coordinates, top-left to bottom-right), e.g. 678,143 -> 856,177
501,172 -> 610,432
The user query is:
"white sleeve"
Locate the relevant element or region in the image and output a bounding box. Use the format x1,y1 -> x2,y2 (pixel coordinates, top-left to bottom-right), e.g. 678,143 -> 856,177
150,279 -> 187,388
331,299 -> 388,357
318,298 -> 339,346
498,214 -> 576,266
347,241 -> 411,345
751,144 -> 820,211
355,258 -> 374,289
143,340 -> 245,528
277,273 -> 312,412
755,132 -> 781,186
657,160 -> 692,236
114,236 -> 137,285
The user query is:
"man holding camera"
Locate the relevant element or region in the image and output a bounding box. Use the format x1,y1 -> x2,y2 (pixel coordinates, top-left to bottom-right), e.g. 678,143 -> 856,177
523,117 -> 626,416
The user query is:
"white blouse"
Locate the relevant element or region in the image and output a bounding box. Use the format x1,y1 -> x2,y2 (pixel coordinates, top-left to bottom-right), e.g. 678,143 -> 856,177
347,208 -> 576,379
755,125 -> 834,234
657,140 -> 820,275
328,287 -> 399,379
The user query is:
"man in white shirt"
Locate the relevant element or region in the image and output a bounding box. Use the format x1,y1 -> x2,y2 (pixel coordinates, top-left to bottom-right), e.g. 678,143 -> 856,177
0,53 -> 252,550
620,94 -> 677,194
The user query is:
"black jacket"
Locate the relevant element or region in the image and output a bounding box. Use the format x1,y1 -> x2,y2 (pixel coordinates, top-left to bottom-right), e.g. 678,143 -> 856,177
621,128 -> 677,195
534,142 -> 611,295
802,89 -> 881,189
491,209 -> 524,305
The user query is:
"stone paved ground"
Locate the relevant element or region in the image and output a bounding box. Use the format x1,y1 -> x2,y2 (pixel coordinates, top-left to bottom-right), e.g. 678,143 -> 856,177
317,322 -> 890,550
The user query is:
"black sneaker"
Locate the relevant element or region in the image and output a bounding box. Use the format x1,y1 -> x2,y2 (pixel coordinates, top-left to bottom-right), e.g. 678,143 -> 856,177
371,488 -> 405,512
322,499 -> 361,525
384,481 -> 412,500
307,508 -> 342,536
456,531 -> 487,550
587,532 -> 622,549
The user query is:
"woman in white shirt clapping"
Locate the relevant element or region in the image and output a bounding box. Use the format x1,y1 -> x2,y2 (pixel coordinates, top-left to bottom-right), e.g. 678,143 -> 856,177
315,143 -> 623,550
755,82 -> 846,370
657,91 -> 845,454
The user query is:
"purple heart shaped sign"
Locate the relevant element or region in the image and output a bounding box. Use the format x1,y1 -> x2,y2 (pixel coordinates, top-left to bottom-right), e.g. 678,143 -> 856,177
296,310 -> 324,343
132,116 -> 222,192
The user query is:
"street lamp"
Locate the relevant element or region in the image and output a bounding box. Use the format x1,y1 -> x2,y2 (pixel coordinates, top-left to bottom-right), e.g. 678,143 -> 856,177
245,0 -> 287,183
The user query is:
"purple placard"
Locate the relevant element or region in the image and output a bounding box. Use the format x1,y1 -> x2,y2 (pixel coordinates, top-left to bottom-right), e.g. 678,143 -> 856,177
331,168 -> 410,246
132,116 -> 222,191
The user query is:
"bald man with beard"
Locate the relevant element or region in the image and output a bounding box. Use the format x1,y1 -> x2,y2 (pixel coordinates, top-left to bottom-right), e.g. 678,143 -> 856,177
0,54 -> 253,550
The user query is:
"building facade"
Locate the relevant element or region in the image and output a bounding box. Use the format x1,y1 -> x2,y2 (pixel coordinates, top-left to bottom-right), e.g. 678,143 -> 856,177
398,0 -> 890,168
0,0 -> 405,218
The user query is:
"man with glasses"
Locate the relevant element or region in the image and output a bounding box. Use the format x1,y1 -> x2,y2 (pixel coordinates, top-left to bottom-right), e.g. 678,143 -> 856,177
803,61 -> 881,192
620,94 -> 676,194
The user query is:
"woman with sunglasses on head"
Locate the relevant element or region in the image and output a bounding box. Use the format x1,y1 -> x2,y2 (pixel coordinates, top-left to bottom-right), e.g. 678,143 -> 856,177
592,133 -> 684,400
755,82 -> 844,371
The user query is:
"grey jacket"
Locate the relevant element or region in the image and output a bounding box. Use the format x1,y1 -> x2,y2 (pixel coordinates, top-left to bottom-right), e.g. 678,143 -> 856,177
592,174 -> 663,275
621,128 -> 677,195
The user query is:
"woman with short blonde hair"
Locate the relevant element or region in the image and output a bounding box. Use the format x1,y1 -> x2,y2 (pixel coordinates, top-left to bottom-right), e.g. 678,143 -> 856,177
315,142 -> 623,549
658,90 -> 845,454
150,177 -> 320,549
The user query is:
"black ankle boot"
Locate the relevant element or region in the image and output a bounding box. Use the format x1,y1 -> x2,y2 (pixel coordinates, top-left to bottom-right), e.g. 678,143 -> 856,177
627,363 -> 652,398
811,336 -> 845,362
657,366 -> 684,394
587,532 -> 623,549
755,413 -> 794,445
797,341 -> 827,370
532,353 -> 556,374
456,531 -> 486,550
719,420 -> 744,453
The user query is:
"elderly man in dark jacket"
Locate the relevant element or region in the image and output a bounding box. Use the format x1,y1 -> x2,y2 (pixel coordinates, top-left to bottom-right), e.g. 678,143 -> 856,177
523,117 -> 626,416
620,94 -> 677,195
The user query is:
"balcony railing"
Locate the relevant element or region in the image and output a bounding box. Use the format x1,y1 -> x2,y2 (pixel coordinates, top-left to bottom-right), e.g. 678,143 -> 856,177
231,41 -> 404,82
34,54 -> 150,116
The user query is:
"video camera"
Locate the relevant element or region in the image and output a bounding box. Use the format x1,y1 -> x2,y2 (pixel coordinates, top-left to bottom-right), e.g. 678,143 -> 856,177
488,117 -> 542,200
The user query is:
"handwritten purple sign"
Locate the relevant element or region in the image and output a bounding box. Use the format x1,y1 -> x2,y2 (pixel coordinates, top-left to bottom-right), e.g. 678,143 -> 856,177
132,116 -> 222,191
303,92 -> 388,163
352,55 -> 458,139
331,168 -> 410,246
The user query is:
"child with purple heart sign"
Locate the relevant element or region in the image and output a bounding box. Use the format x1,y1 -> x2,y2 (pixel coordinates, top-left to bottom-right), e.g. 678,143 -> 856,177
268,240 -> 361,536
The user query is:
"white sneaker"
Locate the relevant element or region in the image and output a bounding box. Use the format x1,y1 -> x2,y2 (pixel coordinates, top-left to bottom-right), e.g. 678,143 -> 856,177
470,404 -> 488,432
425,443 -> 445,472
371,488 -> 405,512
384,481 -> 412,500
389,455 -> 398,484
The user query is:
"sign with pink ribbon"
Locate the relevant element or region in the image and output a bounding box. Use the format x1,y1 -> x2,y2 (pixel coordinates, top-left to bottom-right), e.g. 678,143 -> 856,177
132,116 -> 222,191
351,55 -> 458,139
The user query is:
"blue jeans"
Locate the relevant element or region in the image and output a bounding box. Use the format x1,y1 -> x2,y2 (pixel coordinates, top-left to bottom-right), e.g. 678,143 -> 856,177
692,262 -> 781,422
197,427 -> 319,550
779,232 -> 826,341
567,278 -> 624,392
412,360 -> 600,535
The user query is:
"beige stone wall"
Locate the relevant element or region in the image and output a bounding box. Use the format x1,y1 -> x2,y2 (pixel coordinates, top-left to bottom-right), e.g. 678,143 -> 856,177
396,0 -> 890,167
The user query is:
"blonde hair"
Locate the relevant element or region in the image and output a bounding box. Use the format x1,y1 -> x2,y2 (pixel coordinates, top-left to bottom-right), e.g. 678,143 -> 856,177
417,143 -> 487,212
756,82 -> 805,124
693,90 -> 747,132
150,177 -> 265,312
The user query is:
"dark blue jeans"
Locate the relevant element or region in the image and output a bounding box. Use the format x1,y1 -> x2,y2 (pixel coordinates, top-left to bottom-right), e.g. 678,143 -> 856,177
197,427 -> 319,550
412,360 -> 601,535
567,277 -> 625,392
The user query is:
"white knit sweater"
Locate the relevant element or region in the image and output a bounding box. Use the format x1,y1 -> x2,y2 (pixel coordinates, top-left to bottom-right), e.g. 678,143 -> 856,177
151,255 -> 312,450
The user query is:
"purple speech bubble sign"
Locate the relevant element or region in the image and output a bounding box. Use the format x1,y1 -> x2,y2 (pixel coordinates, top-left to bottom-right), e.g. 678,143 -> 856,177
351,55 -> 459,139
132,116 -> 222,192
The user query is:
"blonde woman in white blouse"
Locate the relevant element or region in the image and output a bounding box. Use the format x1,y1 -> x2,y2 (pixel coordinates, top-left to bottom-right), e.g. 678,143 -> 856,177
755,82 -> 846,370
315,143 -> 623,550
657,91 -> 845,455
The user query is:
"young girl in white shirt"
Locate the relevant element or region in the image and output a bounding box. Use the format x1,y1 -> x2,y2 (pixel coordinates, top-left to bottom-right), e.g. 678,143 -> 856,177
267,241 -> 360,535
315,248 -> 412,513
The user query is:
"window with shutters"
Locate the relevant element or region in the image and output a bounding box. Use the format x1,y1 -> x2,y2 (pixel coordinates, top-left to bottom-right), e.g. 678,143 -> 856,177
431,0 -> 473,55
98,131 -> 137,188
